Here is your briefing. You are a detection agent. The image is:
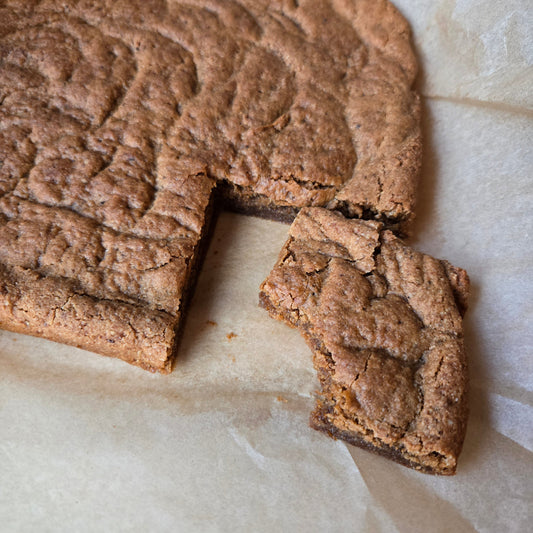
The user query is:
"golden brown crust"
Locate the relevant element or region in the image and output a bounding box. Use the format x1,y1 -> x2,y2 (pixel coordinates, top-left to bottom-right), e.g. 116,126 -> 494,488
260,208 -> 469,474
0,0 -> 420,370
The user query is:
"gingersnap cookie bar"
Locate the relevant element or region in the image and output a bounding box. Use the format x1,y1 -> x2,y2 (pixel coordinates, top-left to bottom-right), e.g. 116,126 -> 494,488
0,0 -> 420,371
260,208 -> 469,474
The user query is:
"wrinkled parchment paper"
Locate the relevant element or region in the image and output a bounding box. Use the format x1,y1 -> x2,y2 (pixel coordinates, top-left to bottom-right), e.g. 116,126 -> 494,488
1,1 -> 532,531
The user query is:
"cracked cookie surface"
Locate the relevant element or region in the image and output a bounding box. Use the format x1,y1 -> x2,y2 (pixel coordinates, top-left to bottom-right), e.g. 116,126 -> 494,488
260,208 -> 469,474
0,0 -> 420,370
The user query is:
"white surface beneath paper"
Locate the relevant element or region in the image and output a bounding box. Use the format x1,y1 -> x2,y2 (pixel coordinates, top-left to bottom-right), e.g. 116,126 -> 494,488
1,1 -> 532,531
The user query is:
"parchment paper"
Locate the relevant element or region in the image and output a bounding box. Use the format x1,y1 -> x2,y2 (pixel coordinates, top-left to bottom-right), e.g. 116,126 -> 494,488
1,1 -> 532,531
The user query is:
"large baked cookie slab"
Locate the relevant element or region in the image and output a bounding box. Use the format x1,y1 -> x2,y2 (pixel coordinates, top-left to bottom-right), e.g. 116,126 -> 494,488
0,0 -> 420,371
260,208 -> 469,474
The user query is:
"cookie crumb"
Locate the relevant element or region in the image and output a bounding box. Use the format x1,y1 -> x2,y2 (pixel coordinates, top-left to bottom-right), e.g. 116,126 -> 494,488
206,320 -> 217,326
226,332 -> 237,340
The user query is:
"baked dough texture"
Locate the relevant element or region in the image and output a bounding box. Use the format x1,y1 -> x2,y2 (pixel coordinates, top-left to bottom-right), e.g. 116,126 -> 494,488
0,0 -> 420,371
260,208 -> 469,474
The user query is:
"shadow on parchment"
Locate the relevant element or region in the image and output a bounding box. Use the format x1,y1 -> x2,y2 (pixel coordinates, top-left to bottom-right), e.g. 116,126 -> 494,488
172,209 -> 246,367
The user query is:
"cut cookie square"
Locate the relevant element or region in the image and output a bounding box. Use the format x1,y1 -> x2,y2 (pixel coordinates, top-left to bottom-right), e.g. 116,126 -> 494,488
260,208 -> 469,474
